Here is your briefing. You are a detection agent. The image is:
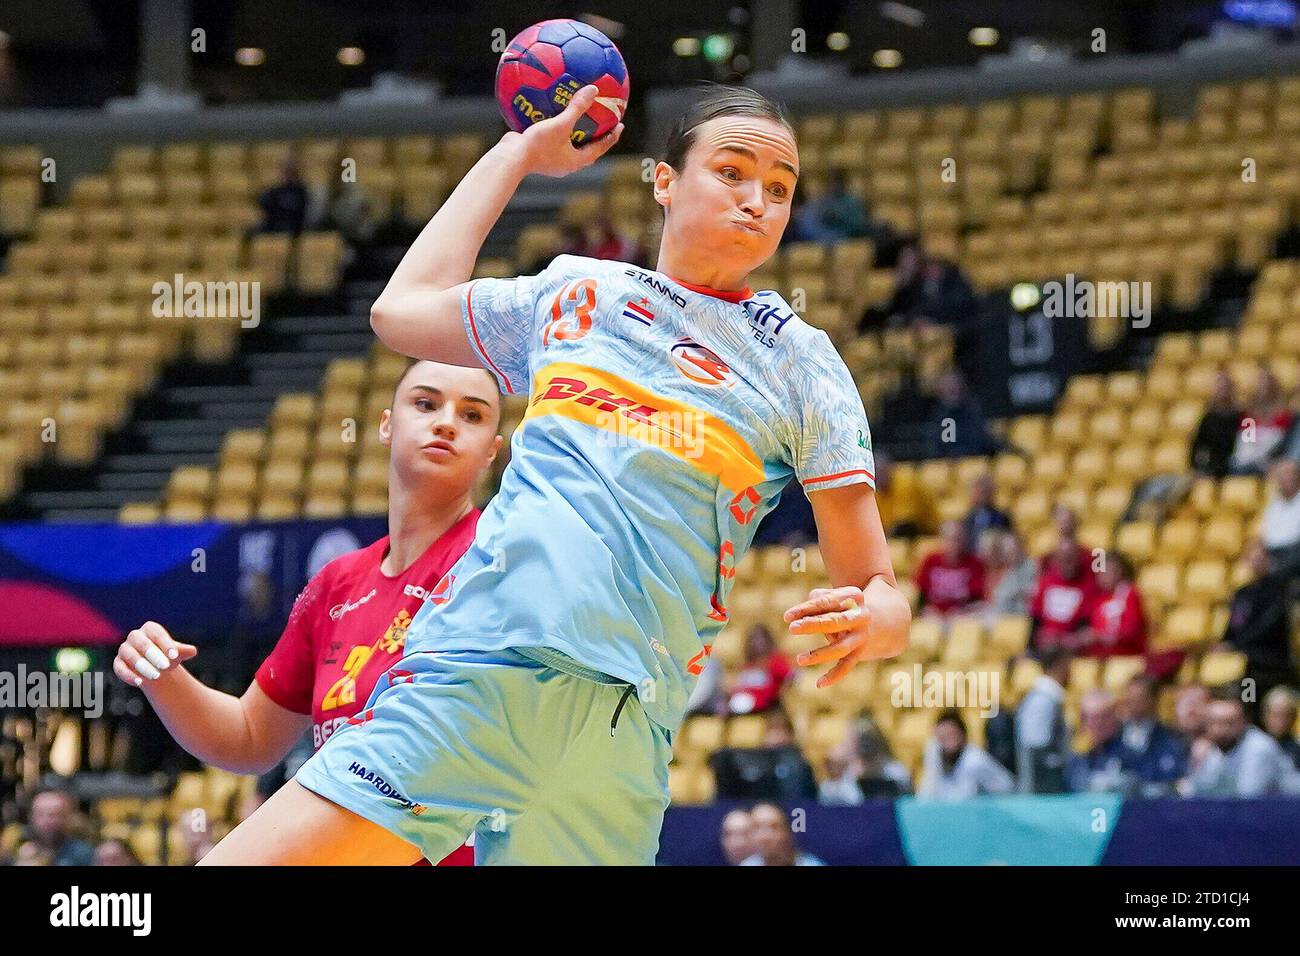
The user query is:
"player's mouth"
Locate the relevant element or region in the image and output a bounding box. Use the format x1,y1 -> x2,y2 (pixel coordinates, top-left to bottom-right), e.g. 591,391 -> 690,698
731,218 -> 766,235
421,439 -> 457,459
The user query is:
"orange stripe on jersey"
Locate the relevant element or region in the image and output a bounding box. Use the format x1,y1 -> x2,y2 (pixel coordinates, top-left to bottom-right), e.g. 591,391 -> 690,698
522,361 -> 766,493
803,467 -> 875,488
465,281 -> 515,395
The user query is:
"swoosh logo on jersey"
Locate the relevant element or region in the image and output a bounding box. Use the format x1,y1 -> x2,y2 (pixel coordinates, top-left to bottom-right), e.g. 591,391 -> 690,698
522,362 -> 766,493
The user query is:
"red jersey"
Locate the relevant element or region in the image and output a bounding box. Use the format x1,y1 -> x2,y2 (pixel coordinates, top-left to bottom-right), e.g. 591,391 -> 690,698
1030,566 -> 1100,649
1084,582 -> 1147,657
255,509 -> 479,865
915,551 -> 986,614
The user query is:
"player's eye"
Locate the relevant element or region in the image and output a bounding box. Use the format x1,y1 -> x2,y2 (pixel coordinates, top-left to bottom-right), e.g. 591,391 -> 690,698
769,182 -> 788,198
464,409 -> 482,423
415,398 -> 434,411
720,166 -> 740,180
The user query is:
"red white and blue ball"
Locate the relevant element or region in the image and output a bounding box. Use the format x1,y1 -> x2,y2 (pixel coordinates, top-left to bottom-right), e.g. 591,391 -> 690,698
496,19 -> 630,144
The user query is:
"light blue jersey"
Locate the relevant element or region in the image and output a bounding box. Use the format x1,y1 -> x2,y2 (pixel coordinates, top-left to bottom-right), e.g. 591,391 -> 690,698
406,254 -> 875,732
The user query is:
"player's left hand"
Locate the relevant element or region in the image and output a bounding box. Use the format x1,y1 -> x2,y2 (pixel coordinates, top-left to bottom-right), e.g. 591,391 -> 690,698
784,585 -> 908,688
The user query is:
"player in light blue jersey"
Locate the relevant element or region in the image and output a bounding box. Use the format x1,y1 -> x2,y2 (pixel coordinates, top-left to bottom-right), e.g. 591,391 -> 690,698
203,83 -> 911,866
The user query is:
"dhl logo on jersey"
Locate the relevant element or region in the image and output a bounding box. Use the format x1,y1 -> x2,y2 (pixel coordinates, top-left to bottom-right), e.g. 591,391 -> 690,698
523,362 -> 766,493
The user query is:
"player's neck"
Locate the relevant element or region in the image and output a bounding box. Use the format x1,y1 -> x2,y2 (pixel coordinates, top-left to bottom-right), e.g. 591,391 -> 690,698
382,486 -> 473,576
654,243 -> 749,294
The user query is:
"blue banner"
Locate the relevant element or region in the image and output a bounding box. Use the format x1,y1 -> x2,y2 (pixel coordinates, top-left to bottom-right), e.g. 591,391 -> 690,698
0,519 -> 387,645
657,797 -> 1300,865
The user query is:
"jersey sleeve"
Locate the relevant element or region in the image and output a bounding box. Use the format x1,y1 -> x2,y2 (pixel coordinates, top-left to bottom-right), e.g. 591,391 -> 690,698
253,572 -> 325,715
461,262 -> 564,396
786,329 -> 876,492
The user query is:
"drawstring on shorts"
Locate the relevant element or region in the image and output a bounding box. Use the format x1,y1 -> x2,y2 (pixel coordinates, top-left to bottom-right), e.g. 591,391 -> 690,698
610,683 -> 637,736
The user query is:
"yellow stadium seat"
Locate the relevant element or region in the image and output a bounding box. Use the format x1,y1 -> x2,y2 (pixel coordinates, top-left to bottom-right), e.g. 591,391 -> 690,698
1200,516 -> 1244,559
1115,521 -> 1157,562
943,618 -> 984,667
1101,655 -> 1145,692
1137,562 -> 1182,604
1160,604 -> 1210,649
1184,559 -> 1230,603
1199,651 -> 1247,687
989,615 -> 1030,658
1158,518 -> 1201,560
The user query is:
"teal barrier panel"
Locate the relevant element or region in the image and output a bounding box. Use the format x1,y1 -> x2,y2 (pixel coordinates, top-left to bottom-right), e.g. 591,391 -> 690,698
895,793 -> 1123,865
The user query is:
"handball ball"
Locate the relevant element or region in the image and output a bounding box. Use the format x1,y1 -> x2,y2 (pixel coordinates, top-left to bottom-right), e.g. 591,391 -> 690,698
496,19 -> 629,145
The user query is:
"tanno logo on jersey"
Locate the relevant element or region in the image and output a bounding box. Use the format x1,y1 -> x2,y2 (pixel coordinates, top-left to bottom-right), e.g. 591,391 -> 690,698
329,587 -> 377,621
623,268 -> 688,308
670,338 -> 731,386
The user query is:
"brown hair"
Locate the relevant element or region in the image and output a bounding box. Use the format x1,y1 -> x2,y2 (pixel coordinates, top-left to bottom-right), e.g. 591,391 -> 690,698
662,83 -> 794,172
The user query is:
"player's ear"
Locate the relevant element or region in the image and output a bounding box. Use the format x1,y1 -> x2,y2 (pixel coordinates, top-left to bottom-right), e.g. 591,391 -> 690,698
488,434 -> 504,466
652,161 -> 676,210
378,408 -> 393,447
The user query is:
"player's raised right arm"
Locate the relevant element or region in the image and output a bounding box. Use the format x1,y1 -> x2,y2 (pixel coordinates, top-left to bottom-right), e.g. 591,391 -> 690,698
370,84 -> 623,364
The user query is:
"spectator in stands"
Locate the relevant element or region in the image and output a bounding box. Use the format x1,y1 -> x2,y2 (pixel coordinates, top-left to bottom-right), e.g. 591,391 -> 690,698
1015,647 -> 1073,793
1218,539 -> 1296,701
963,474 -> 1011,542
709,709 -> 818,801
1078,552 -> 1148,658
918,710 -> 1014,800
175,807 -> 218,864
915,520 -> 986,617
1119,674 -> 1187,792
1175,683 -> 1213,777
719,808 -> 755,866
877,239 -> 978,330
1190,370 -> 1243,479
790,168 -> 876,243
985,531 -> 1038,620
872,452 -> 938,538
10,842 -> 53,866
926,370 -> 1000,459
586,218 -> 645,264
258,160 -> 310,235
1042,504 -> 1095,574
1228,366 -> 1296,475
330,181 -> 377,248
20,785 -> 93,866
1262,686 -> 1300,770
93,838 -> 141,866
818,732 -> 867,805
856,723 -> 914,798
1068,690 -> 1138,794
1260,458 -> 1300,569
1030,538 -> 1101,654
1187,691 -> 1297,797
740,802 -> 825,866
725,623 -> 792,715
683,650 -> 726,717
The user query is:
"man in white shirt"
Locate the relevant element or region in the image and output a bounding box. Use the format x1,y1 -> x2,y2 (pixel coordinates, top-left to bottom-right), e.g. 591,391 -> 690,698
1188,693 -> 1298,797
739,802 -> 826,866
1015,648 -> 1072,793
918,711 -> 1014,800
1260,459 -> 1300,559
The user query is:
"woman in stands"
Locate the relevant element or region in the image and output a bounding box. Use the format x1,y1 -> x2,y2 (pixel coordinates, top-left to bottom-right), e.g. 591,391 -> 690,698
202,83 -> 911,866
113,359 -> 502,865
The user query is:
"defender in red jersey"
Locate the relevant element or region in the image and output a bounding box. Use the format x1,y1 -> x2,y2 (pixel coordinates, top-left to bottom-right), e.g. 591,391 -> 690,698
113,360 -> 502,865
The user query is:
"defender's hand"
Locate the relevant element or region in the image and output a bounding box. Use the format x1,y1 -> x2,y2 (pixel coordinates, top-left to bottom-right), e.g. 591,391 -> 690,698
113,621 -> 197,687
785,585 -> 909,688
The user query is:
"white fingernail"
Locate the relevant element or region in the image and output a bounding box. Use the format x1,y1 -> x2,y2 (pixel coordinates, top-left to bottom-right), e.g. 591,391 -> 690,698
144,646 -> 170,670
135,659 -> 161,681
134,677 -> 143,687
167,648 -> 178,660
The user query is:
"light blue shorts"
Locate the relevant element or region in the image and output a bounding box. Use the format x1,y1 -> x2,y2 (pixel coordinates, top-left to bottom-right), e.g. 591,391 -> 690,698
294,647 -> 673,865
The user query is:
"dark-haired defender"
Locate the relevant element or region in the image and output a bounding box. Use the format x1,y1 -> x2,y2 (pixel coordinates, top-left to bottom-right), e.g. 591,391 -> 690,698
202,84 -> 910,866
